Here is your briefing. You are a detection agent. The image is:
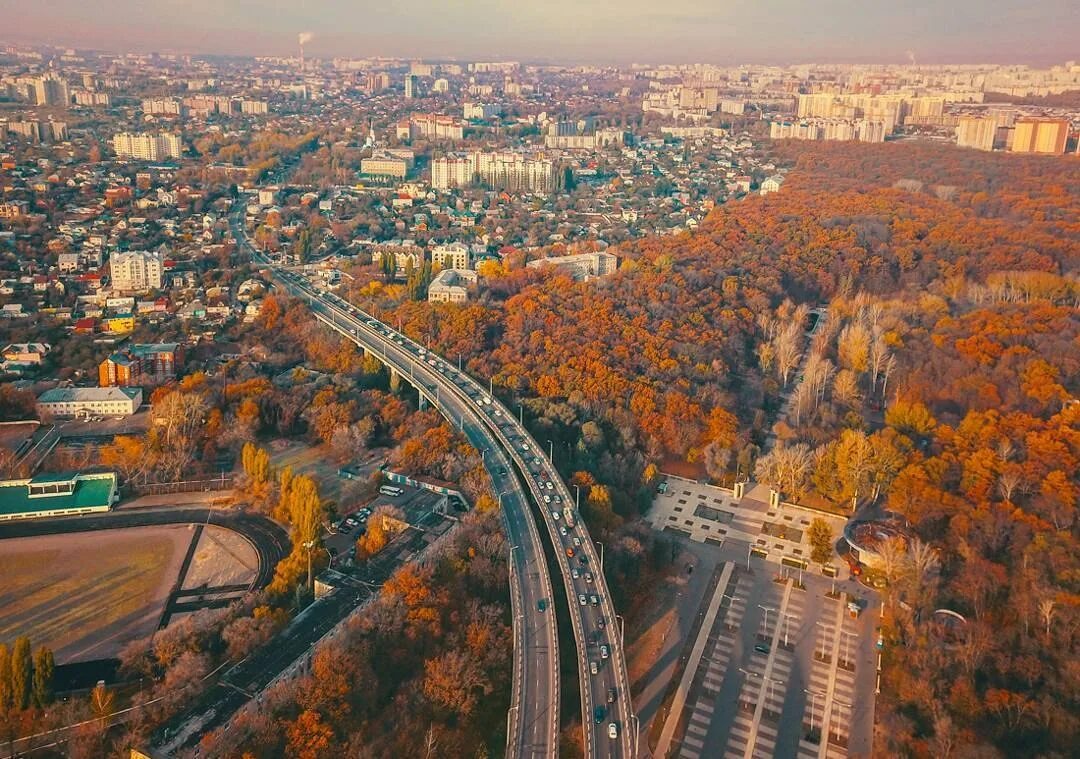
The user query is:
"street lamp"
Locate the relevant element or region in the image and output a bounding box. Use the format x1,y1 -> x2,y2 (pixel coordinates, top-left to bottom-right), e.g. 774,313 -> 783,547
758,604 -> 775,639
816,621 -> 830,661
832,699 -> 851,740
747,544 -> 753,571
574,484 -> 581,510
804,688 -> 825,733
594,540 -> 604,573
498,490 -> 511,508
518,403 -> 524,425
737,667 -> 759,708
547,439 -> 554,461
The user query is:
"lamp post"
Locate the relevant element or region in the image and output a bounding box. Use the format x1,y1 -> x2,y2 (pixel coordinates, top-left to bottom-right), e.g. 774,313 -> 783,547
832,699 -> 851,740
595,540 -> 605,573
758,604 -> 775,639
805,688 -> 825,733
574,485 -> 581,510
817,621 -> 830,660
547,439 -> 554,461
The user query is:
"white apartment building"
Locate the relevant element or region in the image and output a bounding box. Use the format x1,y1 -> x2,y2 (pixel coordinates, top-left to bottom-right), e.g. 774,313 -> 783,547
463,102 -> 502,120
37,387 -> 142,419
431,156 -> 476,190
240,100 -> 269,114
112,132 -> 183,161
110,248 -> 164,293
526,251 -> 619,281
431,242 -> 470,270
432,151 -> 557,193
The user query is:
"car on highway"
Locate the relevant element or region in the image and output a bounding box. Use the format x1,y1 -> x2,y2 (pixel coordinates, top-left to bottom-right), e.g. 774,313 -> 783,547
546,481 -> 554,490
537,599 -> 548,612
608,722 -> 618,739
590,594 -> 600,606
567,547 -> 575,558
544,494 -> 551,503
571,567 -> 581,579
560,525 -> 568,536
590,661 -> 599,675
594,705 -> 606,724
579,594 -> 588,606
600,644 -> 610,659
585,572 -> 594,584
573,537 -> 582,547
552,509 -> 560,519
498,467 -> 508,477
607,687 -> 617,703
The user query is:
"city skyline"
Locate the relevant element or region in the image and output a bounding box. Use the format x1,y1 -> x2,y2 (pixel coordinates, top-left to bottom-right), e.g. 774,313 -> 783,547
4,0 -> 1079,64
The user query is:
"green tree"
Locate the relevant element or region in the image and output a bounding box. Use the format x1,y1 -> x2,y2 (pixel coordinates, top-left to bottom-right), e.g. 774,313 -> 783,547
10,637 -> 31,710
32,647 -> 54,707
808,518 -> 834,566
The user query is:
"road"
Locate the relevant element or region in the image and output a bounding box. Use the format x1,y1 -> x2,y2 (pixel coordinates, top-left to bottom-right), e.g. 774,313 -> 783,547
238,202 -> 635,757
233,203 -> 561,758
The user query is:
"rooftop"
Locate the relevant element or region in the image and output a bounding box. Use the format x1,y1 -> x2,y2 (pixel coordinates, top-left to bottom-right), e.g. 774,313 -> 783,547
0,471 -> 116,518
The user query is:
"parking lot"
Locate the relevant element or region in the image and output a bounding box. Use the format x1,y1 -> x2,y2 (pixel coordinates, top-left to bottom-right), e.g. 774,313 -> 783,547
645,478 -> 878,759
655,546 -> 879,759
323,480 -> 452,560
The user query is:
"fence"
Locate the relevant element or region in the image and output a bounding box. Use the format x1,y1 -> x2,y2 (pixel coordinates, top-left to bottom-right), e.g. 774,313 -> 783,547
129,473 -> 236,496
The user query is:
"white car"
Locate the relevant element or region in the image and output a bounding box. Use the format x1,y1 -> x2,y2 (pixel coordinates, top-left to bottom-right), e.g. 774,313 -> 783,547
607,723 -> 618,739
544,494 -> 551,503
579,594 -> 588,606
552,510 -> 560,520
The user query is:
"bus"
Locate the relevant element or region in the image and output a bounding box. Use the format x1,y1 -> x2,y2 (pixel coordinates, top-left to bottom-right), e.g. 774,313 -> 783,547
379,485 -> 404,497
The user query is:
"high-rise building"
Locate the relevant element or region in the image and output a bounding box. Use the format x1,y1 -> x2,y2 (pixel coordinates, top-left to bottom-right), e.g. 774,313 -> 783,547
112,132 -> 183,161
431,151 -> 556,193
142,97 -> 185,116
404,74 -> 418,99
463,102 -> 502,120
1011,118 -> 1069,154
109,249 -> 165,293
240,100 -> 269,114
956,116 -> 997,151
32,74 -> 69,107
72,89 -> 110,106
364,72 -> 390,92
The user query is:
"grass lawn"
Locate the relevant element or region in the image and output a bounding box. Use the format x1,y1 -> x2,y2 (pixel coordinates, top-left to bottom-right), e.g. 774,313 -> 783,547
0,527 -> 190,663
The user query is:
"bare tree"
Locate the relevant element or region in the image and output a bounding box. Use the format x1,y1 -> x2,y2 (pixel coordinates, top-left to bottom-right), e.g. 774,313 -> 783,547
1038,597 -> 1056,639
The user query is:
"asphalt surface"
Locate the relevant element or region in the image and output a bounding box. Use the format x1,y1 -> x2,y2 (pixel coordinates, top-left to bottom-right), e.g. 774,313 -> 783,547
235,207 -> 562,757
248,223 -> 636,757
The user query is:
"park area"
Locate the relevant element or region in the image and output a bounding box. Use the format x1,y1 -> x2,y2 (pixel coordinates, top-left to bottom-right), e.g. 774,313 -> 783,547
0,526 -> 192,663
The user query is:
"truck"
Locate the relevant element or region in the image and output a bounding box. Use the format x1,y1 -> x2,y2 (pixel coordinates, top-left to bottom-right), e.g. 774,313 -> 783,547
562,507 -> 575,527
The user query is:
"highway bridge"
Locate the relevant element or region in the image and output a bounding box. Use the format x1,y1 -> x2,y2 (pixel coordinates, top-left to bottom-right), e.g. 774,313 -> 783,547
237,205 -> 636,757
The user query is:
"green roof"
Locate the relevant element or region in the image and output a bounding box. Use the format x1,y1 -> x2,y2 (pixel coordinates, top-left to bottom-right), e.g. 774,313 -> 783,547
0,472 -> 116,517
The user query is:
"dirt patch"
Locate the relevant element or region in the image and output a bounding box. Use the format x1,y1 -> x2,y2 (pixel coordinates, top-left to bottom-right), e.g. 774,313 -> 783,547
0,526 -> 193,663
181,525 -> 258,590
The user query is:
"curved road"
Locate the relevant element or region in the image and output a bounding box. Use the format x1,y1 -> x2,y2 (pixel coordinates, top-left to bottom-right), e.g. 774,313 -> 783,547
0,507 -> 289,589
234,201 -> 561,758
238,202 -> 636,758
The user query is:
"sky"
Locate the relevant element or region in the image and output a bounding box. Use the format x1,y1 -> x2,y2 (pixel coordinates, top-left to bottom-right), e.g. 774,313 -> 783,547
3,0 -> 1078,65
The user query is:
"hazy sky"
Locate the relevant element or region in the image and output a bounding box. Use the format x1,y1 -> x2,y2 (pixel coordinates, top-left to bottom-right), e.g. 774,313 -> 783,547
4,0 -> 1078,64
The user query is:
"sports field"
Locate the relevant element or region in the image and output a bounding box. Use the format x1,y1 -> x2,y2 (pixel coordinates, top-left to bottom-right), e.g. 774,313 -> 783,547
0,526 -> 193,663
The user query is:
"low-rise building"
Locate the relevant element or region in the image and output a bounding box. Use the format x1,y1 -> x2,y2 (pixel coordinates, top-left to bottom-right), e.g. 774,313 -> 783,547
427,268 -> 477,303
0,472 -> 118,522
431,242 -> 470,270
37,386 -> 142,419
2,342 -> 50,370
526,251 -> 618,281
